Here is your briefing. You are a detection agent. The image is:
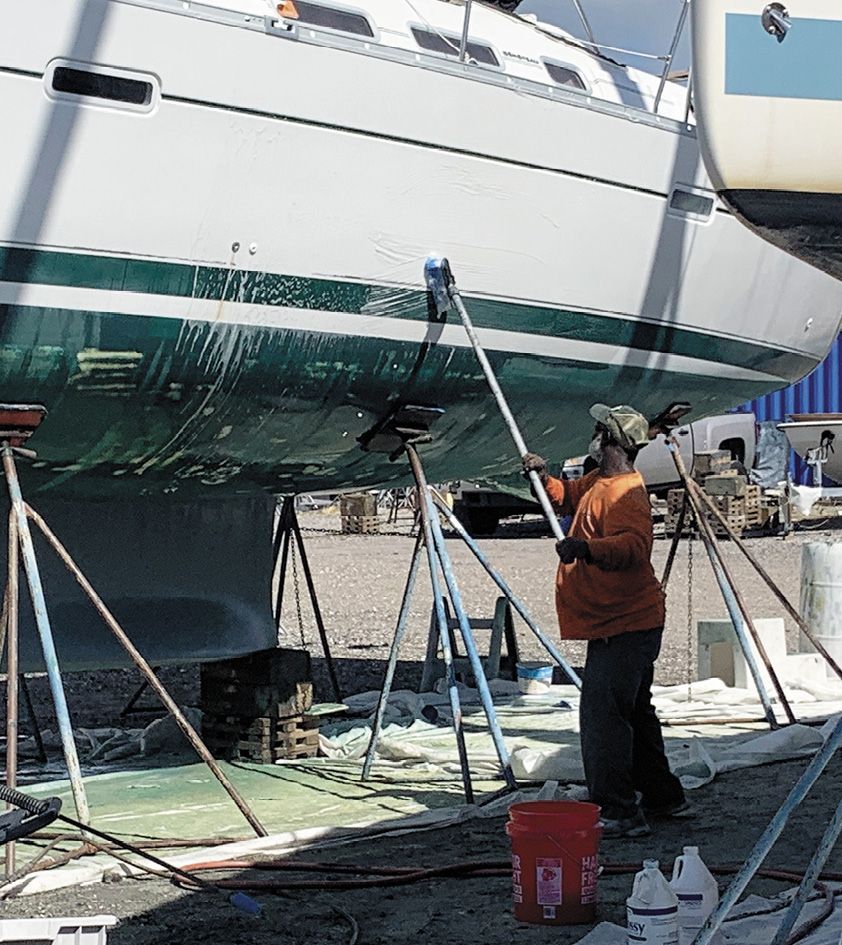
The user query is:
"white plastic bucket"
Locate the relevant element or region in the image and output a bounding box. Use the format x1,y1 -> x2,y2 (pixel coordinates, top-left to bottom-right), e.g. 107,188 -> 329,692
516,661 -> 553,694
800,542 -> 842,676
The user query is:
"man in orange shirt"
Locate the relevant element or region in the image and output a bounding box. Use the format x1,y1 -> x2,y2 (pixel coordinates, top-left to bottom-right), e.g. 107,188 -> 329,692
524,403 -> 686,838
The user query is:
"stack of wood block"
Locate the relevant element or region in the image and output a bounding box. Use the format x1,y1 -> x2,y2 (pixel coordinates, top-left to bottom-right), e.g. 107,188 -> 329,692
665,450 -> 775,537
339,493 -> 379,534
200,647 -> 320,763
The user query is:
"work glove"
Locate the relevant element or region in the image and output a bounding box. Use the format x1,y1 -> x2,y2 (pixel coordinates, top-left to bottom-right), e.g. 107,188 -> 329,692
522,452 -> 549,484
555,538 -> 592,564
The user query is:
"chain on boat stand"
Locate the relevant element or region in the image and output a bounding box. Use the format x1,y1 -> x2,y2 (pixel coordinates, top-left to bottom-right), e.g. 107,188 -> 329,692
0,404 -> 269,880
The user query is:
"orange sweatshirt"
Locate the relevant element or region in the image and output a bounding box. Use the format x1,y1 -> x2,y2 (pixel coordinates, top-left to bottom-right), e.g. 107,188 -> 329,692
545,470 -> 665,640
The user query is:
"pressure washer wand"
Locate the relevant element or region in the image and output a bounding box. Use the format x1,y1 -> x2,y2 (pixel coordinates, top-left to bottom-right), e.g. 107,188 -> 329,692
424,257 -> 565,541
0,785 -> 262,916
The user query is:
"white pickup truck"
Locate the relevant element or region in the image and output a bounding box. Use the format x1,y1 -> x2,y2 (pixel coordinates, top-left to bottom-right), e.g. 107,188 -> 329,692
568,411 -> 758,491
451,412 -> 757,535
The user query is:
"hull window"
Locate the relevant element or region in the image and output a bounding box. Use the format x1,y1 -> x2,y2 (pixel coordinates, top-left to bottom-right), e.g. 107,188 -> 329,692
668,187 -> 715,222
543,60 -> 586,91
410,27 -> 500,66
277,0 -> 374,37
51,66 -> 152,106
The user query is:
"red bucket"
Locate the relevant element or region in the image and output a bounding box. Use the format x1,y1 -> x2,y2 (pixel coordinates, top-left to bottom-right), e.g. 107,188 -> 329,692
505,800 -> 602,925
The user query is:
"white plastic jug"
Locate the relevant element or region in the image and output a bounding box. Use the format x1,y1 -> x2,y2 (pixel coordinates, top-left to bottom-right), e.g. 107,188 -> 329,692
670,846 -> 720,945
627,859 -> 679,945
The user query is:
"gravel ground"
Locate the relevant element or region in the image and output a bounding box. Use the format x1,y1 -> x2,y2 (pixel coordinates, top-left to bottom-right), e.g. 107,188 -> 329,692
8,509 -> 838,723
4,510 -> 842,944
3,755 -> 842,944
288,509 -> 833,697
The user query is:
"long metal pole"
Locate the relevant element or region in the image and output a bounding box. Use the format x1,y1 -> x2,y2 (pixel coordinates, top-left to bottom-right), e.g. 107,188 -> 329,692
770,795 -> 842,945
272,498 -> 293,632
693,514 -> 779,728
407,450 -> 474,803
660,492 -> 687,588
362,532 -> 424,780
688,477 -> 842,682
289,507 -> 342,701
432,262 -> 565,542
431,489 -> 582,689
457,0 -> 472,61
24,503 -> 267,838
4,511 -> 18,877
408,447 -> 517,790
667,443 -> 783,728
670,454 -> 796,723
692,490 -> 796,726
693,714 -> 842,945
1,448 -> 90,826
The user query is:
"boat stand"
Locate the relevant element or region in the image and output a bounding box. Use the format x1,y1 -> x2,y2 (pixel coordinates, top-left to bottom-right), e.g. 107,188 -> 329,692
666,440 -> 798,729
363,444 -> 517,802
0,405 -> 267,880
272,496 -> 342,702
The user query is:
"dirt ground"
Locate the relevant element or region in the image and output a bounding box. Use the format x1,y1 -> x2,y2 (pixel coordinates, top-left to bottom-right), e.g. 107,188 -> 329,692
3,511 -> 842,942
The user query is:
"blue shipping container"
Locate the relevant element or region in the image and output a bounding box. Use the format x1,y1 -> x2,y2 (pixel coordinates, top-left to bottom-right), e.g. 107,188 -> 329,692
736,335 -> 842,484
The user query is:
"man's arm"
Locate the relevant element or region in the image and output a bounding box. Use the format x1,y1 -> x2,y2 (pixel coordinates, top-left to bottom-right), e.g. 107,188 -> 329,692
522,454 -> 596,516
587,491 -> 653,571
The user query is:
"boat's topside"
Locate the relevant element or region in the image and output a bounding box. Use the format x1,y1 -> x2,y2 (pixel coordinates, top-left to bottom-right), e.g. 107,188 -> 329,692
48,0 -> 694,122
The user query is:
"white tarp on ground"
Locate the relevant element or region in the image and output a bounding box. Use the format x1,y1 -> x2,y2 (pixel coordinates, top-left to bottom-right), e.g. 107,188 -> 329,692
325,676 -> 842,790
577,886 -> 842,944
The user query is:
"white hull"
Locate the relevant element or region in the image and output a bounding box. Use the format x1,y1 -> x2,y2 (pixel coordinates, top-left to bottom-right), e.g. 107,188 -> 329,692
692,0 -> 842,279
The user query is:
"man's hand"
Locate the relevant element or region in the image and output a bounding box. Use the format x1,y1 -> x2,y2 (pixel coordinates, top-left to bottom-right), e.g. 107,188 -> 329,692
556,538 -> 591,564
522,452 -> 549,484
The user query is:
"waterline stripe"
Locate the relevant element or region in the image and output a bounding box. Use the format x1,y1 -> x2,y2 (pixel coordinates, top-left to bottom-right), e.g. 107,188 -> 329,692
0,246 -> 814,378
0,283 -> 782,384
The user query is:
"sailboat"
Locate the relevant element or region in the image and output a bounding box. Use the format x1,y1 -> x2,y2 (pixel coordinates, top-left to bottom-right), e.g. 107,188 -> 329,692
2,0 -> 841,667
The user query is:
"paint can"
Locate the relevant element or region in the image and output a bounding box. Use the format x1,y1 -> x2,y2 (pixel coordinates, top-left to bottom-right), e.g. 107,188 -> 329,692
505,800 -> 601,924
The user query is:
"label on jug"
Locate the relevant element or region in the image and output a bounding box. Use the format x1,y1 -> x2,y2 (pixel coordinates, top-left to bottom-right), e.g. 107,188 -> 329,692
627,905 -> 679,944
536,858 -> 562,905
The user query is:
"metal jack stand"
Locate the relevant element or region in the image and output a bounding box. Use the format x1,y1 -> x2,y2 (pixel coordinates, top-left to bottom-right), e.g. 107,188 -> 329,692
0,405 -> 267,870
272,496 -> 342,702
363,445 -> 517,802
667,439 -> 796,729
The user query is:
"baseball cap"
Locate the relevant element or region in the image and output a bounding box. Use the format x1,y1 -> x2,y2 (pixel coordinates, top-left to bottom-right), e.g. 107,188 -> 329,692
589,403 -> 651,450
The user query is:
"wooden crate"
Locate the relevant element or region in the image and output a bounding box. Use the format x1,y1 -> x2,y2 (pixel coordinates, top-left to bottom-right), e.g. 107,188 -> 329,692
339,493 -> 377,517
704,474 -> 747,497
693,450 -> 732,479
200,648 -> 312,718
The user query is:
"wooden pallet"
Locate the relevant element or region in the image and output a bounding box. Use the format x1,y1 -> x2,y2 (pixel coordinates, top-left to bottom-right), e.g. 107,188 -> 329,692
203,712 -> 321,763
665,485 -> 773,538
341,513 -> 379,535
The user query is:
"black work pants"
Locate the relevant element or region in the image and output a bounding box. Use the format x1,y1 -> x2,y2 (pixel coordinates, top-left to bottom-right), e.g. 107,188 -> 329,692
579,627 -> 685,820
